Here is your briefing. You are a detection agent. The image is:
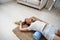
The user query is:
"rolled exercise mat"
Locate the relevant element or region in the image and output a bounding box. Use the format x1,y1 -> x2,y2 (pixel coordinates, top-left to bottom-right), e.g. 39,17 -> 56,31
33,31 -> 42,40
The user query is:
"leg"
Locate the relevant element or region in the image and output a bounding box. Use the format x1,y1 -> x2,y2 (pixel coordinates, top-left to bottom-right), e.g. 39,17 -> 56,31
53,35 -> 60,40
57,29 -> 60,36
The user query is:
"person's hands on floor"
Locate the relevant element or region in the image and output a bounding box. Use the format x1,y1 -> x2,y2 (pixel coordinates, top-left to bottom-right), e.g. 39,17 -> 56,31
15,20 -> 22,25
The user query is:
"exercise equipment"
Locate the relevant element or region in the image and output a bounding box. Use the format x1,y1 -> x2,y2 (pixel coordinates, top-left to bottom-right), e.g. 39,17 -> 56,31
33,31 -> 42,40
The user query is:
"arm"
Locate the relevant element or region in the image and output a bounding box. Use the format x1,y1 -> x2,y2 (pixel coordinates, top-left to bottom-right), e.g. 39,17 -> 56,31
19,21 -> 31,32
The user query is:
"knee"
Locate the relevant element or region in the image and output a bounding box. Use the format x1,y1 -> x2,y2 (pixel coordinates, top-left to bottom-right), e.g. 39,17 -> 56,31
56,37 -> 60,40
57,29 -> 60,36
53,36 -> 60,40
58,37 -> 60,39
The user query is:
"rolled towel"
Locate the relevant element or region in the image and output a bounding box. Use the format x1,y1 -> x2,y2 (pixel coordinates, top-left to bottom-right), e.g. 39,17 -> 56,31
33,31 -> 42,40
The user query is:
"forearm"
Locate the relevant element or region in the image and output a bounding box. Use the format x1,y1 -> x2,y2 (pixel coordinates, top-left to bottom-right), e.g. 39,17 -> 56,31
19,21 -> 30,31
19,23 -> 30,31
19,25 -> 30,32
19,23 -> 23,29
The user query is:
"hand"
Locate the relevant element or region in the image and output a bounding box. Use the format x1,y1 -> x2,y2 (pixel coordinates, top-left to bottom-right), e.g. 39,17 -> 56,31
31,18 -> 36,22
19,20 -> 22,25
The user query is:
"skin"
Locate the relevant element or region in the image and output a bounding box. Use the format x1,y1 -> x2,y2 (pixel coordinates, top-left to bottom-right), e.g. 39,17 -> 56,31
19,18 -> 33,31
25,18 -> 32,25
57,29 -> 60,36
53,35 -> 60,40
19,18 -> 60,40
